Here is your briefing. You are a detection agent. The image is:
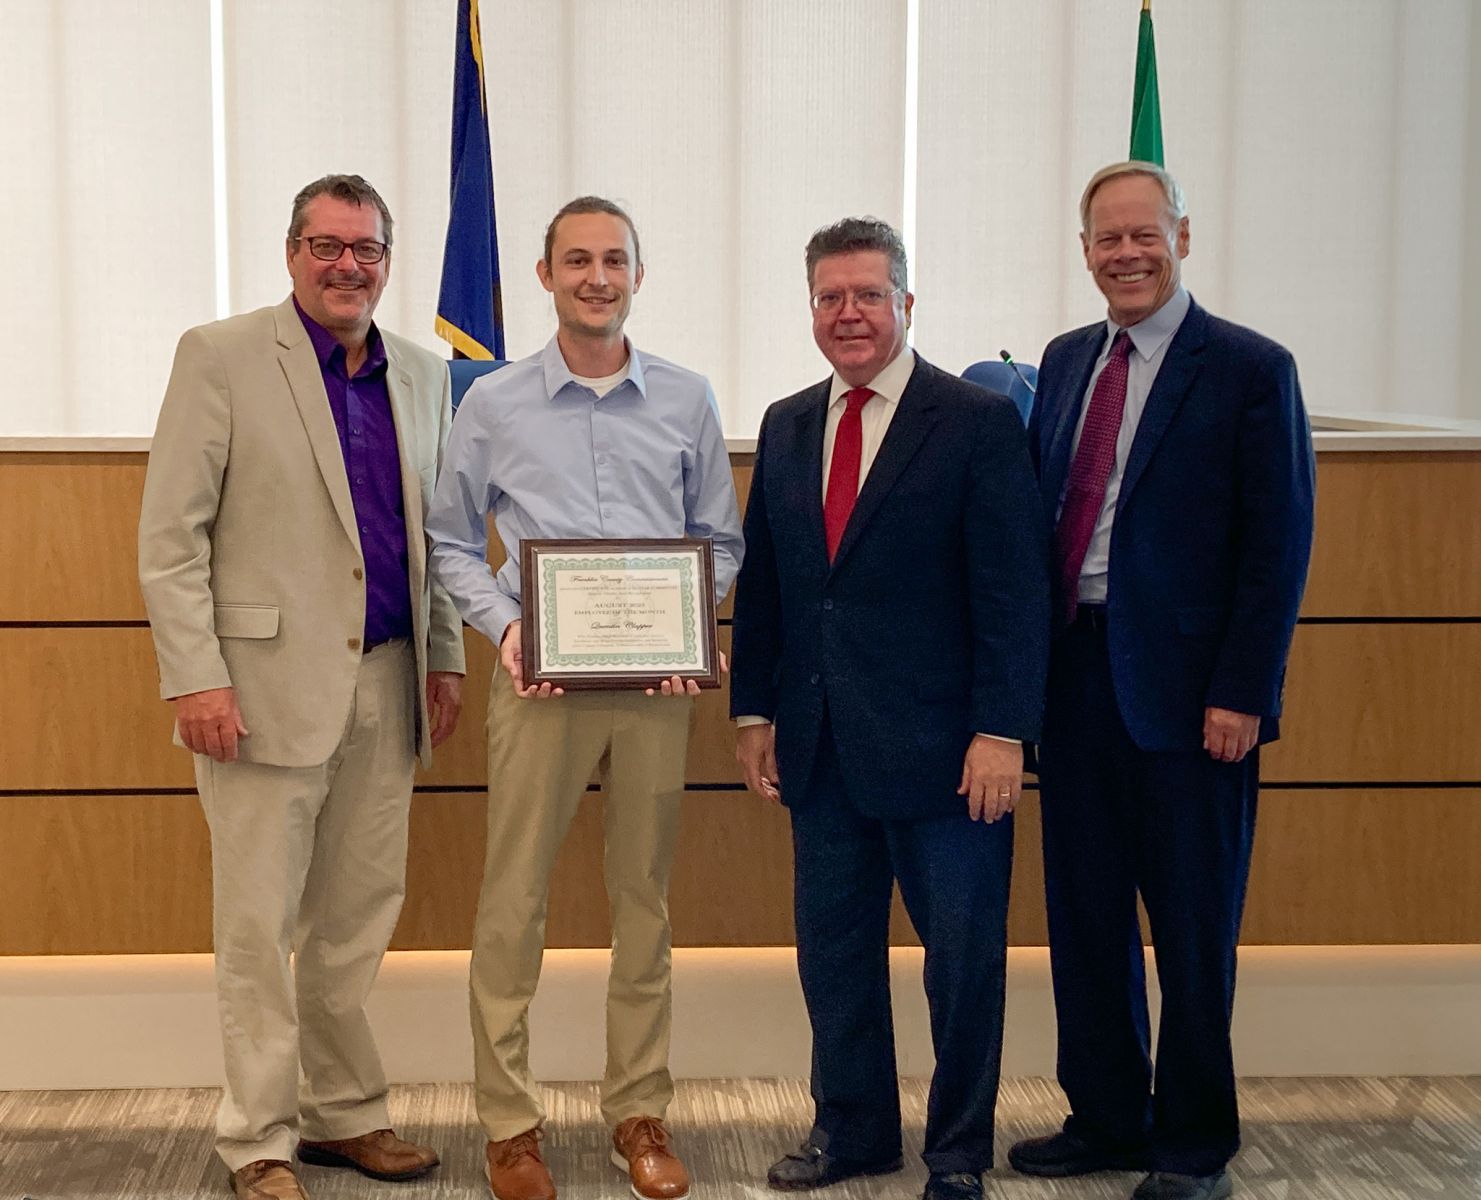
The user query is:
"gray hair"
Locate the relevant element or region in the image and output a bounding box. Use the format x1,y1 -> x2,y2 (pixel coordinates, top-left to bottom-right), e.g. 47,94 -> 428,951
805,217 -> 909,292
287,174 -> 394,247
543,195 -> 642,266
1079,161 -> 1186,232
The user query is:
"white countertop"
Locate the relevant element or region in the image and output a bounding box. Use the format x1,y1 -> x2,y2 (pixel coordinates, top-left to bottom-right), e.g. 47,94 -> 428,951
4,412 -> 1481,455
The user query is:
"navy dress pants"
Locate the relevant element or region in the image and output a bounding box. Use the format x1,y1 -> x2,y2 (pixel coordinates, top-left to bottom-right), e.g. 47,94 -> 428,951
788,720 -> 1014,1175
1037,614 -> 1258,1176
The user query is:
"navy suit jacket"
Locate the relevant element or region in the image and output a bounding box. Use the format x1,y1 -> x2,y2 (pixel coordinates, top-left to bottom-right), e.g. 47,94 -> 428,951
1030,298 -> 1315,753
730,356 -> 1050,821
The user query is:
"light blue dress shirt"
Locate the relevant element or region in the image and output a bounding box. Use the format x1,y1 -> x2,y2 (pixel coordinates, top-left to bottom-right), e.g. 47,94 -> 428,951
426,335 -> 745,649
1063,286 -> 1191,603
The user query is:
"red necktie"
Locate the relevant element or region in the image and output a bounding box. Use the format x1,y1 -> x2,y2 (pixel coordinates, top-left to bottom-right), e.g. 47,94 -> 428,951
1053,331 -> 1133,625
823,387 -> 872,562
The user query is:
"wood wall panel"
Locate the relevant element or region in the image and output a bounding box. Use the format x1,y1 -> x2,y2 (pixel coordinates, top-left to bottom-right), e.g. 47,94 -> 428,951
1302,454 -> 1481,618
0,627 -> 191,790
1267,623 -> 1481,782
7,450 -> 1476,623
13,621 -> 1477,794
0,788 -> 1037,954
1243,789 -> 1481,944
10,787 -> 1473,955
4,448 -> 1479,956
0,794 -> 213,955
0,454 -> 148,620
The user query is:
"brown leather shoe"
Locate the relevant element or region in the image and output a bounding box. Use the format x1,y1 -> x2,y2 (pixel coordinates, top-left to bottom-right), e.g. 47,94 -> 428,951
229,1160 -> 309,1200
612,1116 -> 690,1200
485,1127 -> 557,1200
297,1128 -> 438,1182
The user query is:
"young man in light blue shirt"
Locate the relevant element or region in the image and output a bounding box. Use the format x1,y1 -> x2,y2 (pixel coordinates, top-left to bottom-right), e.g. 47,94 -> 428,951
426,196 -> 742,1200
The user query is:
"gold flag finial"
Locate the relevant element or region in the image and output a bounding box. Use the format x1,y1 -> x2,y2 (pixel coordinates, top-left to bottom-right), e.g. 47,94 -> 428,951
1142,0 -> 1151,11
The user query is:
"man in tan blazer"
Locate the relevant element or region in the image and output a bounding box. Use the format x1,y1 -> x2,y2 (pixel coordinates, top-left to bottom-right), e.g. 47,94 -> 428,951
138,174 -> 465,1200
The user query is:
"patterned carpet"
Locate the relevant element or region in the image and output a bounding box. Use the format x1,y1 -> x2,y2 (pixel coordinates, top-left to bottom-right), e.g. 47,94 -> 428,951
1,1077 -> 1478,1199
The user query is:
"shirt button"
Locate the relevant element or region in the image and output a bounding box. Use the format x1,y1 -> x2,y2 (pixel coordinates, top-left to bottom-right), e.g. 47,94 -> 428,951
355,477 -> 365,485
348,637 -> 361,651
351,427 -> 362,435
822,599 -> 834,611
809,673 -> 820,685
361,524 -> 370,533
353,567 -> 364,581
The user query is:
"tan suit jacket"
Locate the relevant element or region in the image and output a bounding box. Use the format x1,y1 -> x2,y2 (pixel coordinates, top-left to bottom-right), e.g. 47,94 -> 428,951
139,296 -> 466,768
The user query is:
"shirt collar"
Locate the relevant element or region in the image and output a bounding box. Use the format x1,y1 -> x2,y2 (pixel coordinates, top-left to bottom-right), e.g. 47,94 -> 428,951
1106,286 -> 1190,362
828,345 -> 916,409
541,333 -> 648,401
292,295 -> 386,377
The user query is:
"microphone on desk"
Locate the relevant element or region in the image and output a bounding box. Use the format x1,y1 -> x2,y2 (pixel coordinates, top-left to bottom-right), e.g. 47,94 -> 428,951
999,349 -> 1038,395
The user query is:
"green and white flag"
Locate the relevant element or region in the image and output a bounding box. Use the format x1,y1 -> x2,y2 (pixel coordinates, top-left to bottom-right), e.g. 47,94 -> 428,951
1130,0 -> 1164,164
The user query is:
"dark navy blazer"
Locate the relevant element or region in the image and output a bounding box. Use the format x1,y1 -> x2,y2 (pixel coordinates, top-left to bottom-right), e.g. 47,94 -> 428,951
1029,298 -> 1316,752
730,357 -> 1051,821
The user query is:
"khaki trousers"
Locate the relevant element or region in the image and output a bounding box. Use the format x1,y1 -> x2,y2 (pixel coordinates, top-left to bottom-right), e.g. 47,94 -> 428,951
470,669 -> 692,1140
196,641 -> 416,1171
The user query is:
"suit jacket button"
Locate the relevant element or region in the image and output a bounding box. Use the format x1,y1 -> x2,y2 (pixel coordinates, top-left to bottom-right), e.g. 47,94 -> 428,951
348,637 -> 361,651
353,567 -> 364,581
809,673 -> 819,685
822,599 -> 833,610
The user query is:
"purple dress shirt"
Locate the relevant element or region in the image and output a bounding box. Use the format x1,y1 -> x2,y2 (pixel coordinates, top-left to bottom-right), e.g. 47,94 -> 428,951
294,298 -> 413,647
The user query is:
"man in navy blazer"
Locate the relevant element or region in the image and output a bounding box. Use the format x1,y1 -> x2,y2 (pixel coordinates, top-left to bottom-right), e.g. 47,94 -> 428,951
1008,163 -> 1314,1200
730,218 -> 1050,1200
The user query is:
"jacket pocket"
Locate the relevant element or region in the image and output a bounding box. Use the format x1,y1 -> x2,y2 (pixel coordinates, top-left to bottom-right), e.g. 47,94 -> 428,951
214,603 -> 280,639
1176,606 -> 1226,636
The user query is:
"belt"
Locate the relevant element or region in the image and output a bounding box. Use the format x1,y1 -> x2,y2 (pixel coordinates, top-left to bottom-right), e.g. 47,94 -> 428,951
1072,603 -> 1109,633
365,635 -> 409,653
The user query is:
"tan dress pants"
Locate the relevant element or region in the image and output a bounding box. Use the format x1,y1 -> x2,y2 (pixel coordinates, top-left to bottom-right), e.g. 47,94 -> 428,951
195,640 -> 416,1170
470,669 -> 692,1140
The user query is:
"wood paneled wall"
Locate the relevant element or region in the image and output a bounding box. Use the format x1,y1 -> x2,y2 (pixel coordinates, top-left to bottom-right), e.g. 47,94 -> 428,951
2,450 -> 1478,954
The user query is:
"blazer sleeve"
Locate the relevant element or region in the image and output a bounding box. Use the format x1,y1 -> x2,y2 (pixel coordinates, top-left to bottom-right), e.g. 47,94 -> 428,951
1205,346 -> 1315,717
964,401 -> 1053,742
728,411 -> 783,721
425,364 -> 467,675
137,327 -> 233,700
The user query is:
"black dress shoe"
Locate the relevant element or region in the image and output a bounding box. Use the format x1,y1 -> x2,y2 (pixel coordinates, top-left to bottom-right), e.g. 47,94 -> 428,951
1008,1131 -> 1150,1177
922,1171 -> 982,1200
766,1141 -> 903,1191
1131,1170 -> 1232,1200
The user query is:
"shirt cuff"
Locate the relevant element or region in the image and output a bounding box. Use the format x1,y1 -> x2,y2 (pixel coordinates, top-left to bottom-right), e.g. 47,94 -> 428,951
975,733 -> 1022,745
735,715 -> 771,728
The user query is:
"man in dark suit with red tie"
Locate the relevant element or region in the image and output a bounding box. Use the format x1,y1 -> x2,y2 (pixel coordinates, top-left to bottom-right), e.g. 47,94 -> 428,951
729,217 -> 1050,1200
1008,163 -> 1315,1200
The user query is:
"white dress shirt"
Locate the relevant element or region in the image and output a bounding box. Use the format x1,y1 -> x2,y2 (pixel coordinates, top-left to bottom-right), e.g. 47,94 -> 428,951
1062,287 -> 1191,603
819,345 -> 914,498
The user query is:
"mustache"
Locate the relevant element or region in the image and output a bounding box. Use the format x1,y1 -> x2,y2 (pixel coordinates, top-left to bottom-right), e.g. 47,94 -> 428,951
325,272 -> 368,287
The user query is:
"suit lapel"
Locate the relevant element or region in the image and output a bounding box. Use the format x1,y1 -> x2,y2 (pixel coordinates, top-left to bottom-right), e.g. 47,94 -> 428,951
275,299 -> 359,550
790,382 -> 830,567
1041,328 -> 1104,518
1119,300 -> 1209,505
382,343 -> 426,591
829,357 -> 940,572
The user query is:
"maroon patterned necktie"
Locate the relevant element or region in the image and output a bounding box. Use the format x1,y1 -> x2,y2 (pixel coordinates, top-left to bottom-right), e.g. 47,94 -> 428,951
1053,330 -> 1133,625
822,387 -> 872,562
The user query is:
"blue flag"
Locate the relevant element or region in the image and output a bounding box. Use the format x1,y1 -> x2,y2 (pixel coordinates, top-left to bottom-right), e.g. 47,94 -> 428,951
436,0 -> 504,360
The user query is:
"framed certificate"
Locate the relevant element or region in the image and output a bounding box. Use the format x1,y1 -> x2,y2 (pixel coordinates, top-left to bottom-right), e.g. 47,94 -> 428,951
518,538 -> 721,690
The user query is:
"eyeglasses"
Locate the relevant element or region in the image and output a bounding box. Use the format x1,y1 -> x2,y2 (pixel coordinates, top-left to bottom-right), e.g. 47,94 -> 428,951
293,235 -> 389,265
810,287 -> 900,314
